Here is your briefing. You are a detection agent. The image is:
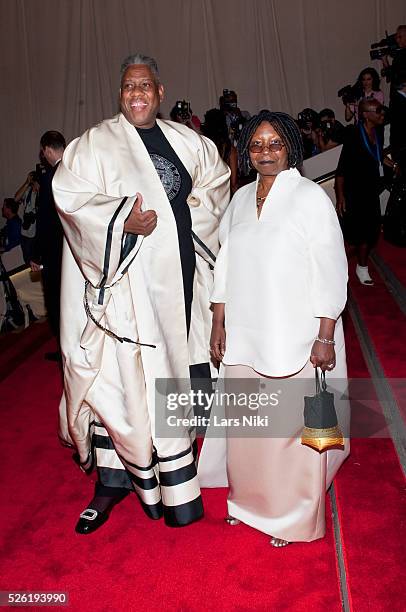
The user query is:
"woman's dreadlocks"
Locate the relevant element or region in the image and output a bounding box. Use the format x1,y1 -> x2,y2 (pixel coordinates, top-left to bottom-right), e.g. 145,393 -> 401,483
237,110 -> 303,175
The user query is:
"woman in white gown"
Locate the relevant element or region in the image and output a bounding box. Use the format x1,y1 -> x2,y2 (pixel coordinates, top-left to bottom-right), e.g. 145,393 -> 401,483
199,111 -> 349,546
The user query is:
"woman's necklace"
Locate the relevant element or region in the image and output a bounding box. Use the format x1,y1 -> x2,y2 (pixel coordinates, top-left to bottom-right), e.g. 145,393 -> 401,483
256,182 -> 270,208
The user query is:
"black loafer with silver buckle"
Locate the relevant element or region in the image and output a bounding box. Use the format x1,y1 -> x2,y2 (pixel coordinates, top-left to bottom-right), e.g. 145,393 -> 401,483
75,508 -> 110,535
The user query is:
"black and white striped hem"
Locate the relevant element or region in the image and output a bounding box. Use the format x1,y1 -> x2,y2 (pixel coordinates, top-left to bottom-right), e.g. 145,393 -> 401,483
93,422 -> 203,526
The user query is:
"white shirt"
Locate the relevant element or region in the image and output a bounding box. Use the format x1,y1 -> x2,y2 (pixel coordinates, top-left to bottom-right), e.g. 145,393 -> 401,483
211,168 -> 348,377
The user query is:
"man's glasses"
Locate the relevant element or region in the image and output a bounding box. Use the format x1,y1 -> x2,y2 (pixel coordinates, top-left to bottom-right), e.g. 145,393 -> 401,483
249,140 -> 285,153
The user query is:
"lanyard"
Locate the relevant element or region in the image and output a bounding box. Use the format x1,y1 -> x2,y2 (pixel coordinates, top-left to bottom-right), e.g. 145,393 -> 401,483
359,122 -> 381,165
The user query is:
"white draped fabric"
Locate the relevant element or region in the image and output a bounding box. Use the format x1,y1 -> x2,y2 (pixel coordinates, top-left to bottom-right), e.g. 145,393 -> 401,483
52,114 -> 229,524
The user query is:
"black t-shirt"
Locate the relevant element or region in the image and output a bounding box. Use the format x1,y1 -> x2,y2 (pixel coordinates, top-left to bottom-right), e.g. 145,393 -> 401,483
137,123 -> 195,307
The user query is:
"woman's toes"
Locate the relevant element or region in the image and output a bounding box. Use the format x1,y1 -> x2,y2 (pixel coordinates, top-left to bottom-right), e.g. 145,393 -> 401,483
270,537 -> 290,547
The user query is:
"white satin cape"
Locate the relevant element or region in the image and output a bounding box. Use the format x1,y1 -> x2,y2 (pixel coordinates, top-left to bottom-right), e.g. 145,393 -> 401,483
53,114 -> 230,467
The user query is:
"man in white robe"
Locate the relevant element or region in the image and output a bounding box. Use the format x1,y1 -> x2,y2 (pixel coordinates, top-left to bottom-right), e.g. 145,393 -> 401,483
53,54 -> 230,533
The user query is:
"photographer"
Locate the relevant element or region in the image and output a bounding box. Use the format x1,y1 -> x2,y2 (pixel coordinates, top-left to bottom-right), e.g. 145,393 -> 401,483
14,170 -> 41,264
0,199 -> 21,252
389,70 -> 406,174
169,100 -> 200,132
342,68 -> 384,123
316,108 -> 345,152
382,70 -> 406,246
297,108 -> 319,159
201,108 -> 238,193
219,89 -> 249,145
380,25 -> 406,96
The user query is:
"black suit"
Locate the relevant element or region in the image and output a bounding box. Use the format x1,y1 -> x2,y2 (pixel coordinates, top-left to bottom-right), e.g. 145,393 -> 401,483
389,90 -> 406,173
32,162 -> 64,340
389,48 -> 406,100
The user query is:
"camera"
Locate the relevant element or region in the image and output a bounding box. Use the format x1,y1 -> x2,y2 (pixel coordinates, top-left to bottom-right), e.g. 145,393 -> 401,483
220,89 -> 238,111
229,115 -> 246,142
320,120 -> 333,133
174,100 -> 191,121
297,108 -> 318,129
337,83 -> 362,105
370,31 -> 399,60
318,119 -> 337,144
30,168 -> 42,184
22,211 -> 36,230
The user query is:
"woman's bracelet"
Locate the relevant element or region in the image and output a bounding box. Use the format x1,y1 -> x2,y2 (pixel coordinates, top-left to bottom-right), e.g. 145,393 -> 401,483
315,336 -> 335,345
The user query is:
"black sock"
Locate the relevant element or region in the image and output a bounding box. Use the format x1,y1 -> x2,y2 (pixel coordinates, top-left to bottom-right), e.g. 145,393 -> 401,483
85,482 -> 130,513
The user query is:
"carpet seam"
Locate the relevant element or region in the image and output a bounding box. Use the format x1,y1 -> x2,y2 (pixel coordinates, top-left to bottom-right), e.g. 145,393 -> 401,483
329,482 -> 353,612
370,251 -> 406,316
347,291 -> 406,477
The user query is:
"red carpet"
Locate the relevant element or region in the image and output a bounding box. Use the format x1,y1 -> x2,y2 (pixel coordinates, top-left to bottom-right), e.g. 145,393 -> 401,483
350,257 -> 406,421
342,312 -> 369,379
1,340 -> 341,611
334,260 -> 406,611
349,263 -> 406,379
334,439 -> 405,612
0,320 -> 52,382
375,239 -> 406,287
1,248 -> 405,610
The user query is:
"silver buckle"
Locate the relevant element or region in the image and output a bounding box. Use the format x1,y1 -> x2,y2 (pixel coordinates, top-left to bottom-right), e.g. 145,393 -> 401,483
80,509 -> 98,521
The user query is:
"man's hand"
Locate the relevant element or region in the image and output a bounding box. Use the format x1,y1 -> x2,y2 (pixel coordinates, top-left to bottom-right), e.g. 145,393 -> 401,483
30,261 -> 42,272
124,193 -> 157,236
336,196 -> 346,217
381,55 -> 390,69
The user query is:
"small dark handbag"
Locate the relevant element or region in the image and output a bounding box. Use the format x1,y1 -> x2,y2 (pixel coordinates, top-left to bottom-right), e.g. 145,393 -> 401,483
301,368 -> 344,453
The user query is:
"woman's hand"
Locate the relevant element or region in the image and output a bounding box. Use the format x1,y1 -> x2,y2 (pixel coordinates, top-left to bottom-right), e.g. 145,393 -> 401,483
210,303 -> 226,362
310,340 -> 336,371
210,321 -> 226,362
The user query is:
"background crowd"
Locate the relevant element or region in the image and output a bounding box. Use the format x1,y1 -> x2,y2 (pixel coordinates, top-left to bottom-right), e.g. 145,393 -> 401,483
1,24 -> 405,333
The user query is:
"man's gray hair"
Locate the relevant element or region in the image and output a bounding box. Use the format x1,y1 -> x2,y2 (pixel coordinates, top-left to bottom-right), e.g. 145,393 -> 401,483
120,54 -> 160,82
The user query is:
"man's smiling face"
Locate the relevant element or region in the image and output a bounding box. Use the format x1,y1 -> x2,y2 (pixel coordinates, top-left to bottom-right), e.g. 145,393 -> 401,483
120,64 -> 164,129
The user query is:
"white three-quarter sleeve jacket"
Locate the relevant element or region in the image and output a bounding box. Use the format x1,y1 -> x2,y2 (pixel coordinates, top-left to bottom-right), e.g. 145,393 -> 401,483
211,168 -> 348,377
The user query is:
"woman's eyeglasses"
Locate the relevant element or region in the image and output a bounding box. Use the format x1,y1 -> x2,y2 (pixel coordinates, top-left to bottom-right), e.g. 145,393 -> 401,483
249,141 -> 285,153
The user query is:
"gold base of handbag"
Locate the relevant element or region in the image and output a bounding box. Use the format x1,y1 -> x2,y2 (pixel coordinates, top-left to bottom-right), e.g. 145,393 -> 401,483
301,425 -> 345,453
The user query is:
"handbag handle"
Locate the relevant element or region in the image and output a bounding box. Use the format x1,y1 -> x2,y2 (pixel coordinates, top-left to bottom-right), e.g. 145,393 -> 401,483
315,367 -> 327,394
